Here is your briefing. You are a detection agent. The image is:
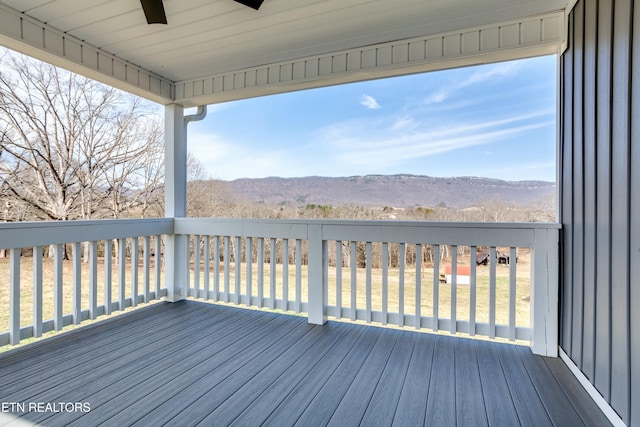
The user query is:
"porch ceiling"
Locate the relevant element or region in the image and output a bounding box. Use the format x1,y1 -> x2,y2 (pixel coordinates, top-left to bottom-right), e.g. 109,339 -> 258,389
0,0 -> 569,106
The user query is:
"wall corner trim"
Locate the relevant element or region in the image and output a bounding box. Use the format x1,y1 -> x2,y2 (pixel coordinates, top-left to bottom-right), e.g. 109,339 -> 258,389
559,349 -> 626,427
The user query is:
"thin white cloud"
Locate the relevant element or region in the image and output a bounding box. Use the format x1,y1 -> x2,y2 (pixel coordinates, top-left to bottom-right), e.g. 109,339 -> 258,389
315,108 -> 555,171
424,61 -> 523,105
360,94 -> 381,109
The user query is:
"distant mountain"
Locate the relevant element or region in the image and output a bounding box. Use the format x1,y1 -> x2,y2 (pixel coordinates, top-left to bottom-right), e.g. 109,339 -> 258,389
225,174 -> 556,209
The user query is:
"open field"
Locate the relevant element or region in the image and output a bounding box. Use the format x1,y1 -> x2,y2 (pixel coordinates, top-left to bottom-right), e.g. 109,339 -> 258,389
1,250 -> 531,343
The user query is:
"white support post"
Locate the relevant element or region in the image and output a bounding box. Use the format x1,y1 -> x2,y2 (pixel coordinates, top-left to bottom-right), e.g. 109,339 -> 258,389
531,228 -> 559,356
164,104 -> 187,302
308,224 -> 327,325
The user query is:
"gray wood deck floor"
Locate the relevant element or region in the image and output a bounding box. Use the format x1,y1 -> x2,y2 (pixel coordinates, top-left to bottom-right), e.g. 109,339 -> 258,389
0,300 -> 610,427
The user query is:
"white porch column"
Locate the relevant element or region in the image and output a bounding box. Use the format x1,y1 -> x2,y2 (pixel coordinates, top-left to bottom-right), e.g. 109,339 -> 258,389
531,227 -> 559,357
164,104 -> 188,302
307,224 -> 327,325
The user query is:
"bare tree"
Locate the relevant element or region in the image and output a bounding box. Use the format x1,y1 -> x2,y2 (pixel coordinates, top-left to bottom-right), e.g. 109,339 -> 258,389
0,49 -> 163,224
186,153 -> 236,218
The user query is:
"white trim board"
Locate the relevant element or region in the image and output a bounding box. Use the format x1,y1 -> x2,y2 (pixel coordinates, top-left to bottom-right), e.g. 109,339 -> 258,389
559,348 -> 626,427
174,11 -> 566,106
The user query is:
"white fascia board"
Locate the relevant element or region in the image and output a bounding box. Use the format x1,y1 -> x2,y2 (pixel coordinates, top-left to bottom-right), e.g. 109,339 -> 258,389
0,3 -> 175,105
175,11 -> 566,107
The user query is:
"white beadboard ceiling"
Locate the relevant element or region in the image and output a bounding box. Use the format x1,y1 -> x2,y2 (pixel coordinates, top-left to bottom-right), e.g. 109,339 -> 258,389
0,0 -> 569,105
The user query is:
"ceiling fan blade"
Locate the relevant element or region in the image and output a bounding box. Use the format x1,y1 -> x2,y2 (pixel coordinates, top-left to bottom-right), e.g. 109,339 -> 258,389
233,0 -> 265,10
140,0 -> 167,24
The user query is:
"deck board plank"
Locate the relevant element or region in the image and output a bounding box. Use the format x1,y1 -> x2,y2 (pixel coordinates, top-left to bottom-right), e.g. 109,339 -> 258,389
474,338 -> 521,426
455,337 -> 488,427
424,335 -> 457,426
131,319 -> 316,426
326,329 -> 399,426
496,342 -> 553,426
392,328 -> 436,426
207,322 -> 352,426
39,309 -> 268,426
261,325 -> 368,426
0,304 -> 223,403
544,356 -> 612,427
359,331 -> 416,426
0,301 -> 610,427
516,345 -> 587,427
112,314 -> 308,427
232,323 -> 364,426
293,324 -> 382,426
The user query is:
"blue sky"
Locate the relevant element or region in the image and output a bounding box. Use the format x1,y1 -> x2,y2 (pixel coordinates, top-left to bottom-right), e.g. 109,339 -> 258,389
188,55 -> 557,182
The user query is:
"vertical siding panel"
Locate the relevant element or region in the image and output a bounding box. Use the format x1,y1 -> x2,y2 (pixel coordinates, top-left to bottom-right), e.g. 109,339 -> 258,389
570,0 -> 585,368
561,10 -> 575,354
630,2 -> 640,425
610,0 -> 632,422
581,0 -> 598,381
594,0 -> 613,401
563,2 -> 638,422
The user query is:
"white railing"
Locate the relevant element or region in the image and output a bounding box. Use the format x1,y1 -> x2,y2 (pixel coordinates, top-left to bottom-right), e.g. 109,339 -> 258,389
0,218 -> 559,356
175,218 -> 560,356
0,219 -> 172,347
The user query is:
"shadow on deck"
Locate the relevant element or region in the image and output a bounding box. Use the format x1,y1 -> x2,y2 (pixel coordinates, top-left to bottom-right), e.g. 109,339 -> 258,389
0,300 -> 609,426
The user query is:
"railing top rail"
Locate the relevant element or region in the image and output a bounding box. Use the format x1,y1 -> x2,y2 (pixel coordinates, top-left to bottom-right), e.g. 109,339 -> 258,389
175,217 -> 560,246
0,218 -> 173,249
175,217 -> 561,229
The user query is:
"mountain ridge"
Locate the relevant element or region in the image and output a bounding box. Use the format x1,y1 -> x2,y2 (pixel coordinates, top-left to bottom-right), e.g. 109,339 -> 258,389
224,174 -> 556,209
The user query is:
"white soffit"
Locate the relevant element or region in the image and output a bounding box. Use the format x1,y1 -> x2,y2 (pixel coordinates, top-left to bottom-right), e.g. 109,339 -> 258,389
0,0 -> 568,106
